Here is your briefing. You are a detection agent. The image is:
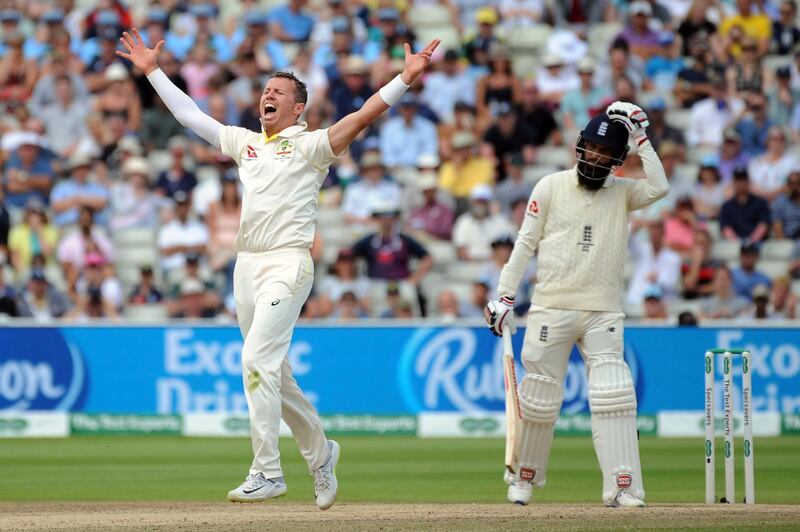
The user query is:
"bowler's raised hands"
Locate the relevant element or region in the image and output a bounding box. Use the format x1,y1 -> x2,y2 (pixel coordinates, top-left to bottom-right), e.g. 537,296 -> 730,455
401,39 -> 441,85
116,28 -> 164,75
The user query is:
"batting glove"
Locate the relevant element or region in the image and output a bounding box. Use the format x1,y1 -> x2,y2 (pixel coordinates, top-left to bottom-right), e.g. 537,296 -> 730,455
484,297 -> 516,337
606,101 -> 649,141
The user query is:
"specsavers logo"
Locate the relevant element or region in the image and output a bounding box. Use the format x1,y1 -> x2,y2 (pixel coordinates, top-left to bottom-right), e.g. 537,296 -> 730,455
0,329 -> 86,411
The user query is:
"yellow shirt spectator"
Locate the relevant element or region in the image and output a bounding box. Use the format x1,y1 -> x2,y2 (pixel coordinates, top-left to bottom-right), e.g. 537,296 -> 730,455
720,10 -> 772,57
8,205 -> 58,273
439,131 -> 495,198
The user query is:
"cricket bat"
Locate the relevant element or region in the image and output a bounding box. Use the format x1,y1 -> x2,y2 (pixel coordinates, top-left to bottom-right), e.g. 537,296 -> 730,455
502,323 -> 521,474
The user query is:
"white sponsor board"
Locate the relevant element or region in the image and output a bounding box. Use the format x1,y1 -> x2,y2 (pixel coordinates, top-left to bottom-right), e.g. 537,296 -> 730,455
657,411 -> 781,437
418,412 -> 506,438
0,412 -> 69,437
183,413 -> 291,437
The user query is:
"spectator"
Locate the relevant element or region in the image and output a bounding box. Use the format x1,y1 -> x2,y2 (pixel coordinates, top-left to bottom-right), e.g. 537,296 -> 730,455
682,228 -> 722,299
700,266 -> 751,320
735,93 -> 772,158
617,1 -> 662,61
157,191 -> 209,275
0,30 -> 37,111
328,55 -> 373,121
561,57 -> 610,133
642,285 -> 669,322
693,163 -> 729,220
207,171 -> 242,272
549,0 -> 606,26
628,220 -> 682,304
771,66 -> 799,128
30,53 -> 89,111
481,234 -> 536,315
57,206 -> 115,291
452,184 -> 515,261
732,243 -> 772,299
438,101 -> 482,160
726,37 -> 763,98
0,265 -> 18,316
165,251 -> 220,315
664,196 -> 699,256
435,289 -> 464,322
495,152 -> 533,215
476,44 -> 520,128
50,154 -> 109,228
439,131 -> 494,211
516,79 -> 560,147
170,277 -> 217,319
406,172 -> 455,240
687,76 -> 745,150
645,98 -> 685,156
482,103 -> 536,180
595,38 -> 645,95
719,0 -> 772,58
718,128 -> 749,184
128,265 -> 163,305
645,32 -> 685,93
463,280 -> 489,318
742,283 -> 775,320
289,47 -> 328,109
341,150 -> 402,224
270,0 -> 314,43
772,171 -> 800,239
350,202 -> 432,284
74,251 -> 123,313
3,133 -> 55,210
317,248 -> 371,318
675,34 -> 720,109
747,126 -> 797,202
16,269 -> 71,321
677,2 -> 719,57
463,7 -> 500,66
8,199 -> 58,275
771,276 -> 798,318
330,290 -> 367,321
154,136 -> 198,199
94,62 -> 141,133
535,51 -> 580,104
379,93 -> 438,170
180,43 -> 219,101
84,26 -> 128,92
139,53 -> 187,150
632,142 -> 692,221
422,49 -> 475,124
719,168 -> 771,245
772,1 -> 800,55
110,157 -> 160,231
36,75 -> 90,157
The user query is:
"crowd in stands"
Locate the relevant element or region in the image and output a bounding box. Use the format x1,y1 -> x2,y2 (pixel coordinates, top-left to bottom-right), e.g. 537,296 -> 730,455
0,0 -> 799,323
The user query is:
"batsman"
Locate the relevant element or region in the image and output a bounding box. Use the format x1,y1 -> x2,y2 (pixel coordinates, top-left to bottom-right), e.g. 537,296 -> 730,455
484,102 -> 668,507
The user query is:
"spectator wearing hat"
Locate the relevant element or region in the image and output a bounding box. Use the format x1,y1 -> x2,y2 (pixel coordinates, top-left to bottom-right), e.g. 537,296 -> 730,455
421,49 -> 475,124
128,265 -> 163,305
407,171 -> 454,240
743,283 -> 777,320
439,131 -> 494,212
693,161 -> 729,220
747,126 -> 797,201
732,243 -> 772,299
154,136 -> 198,200
84,25 -> 131,92
482,234 -> 536,314
170,277 -> 218,319
772,171 -> 800,239
495,152 -> 533,216
642,285 -> 669,322
770,66 -> 799,128
699,265 -> 751,320
770,275 -> 798,318
718,128 -> 750,183
645,31 -> 685,92
772,1 -> 800,54
94,62 -> 141,132
329,55 -> 373,121
7,199 -> 58,275
482,102 -> 536,181
561,57 -> 610,132
57,206 -> 115,290
687,75 -> 745,149
342,150 -> 402,224
627,219 -> 682,305
719,0 -> 772,58
0,10 -> 22,56
34,76 -> 90,157
463,7 -> 499,64
317,248 -> 372,317
157,191 -> 209,274
350,201 -> 432,284
379,93 -> 438,170
617,1 -> 663,60
110,157 -> 161,231
452,184 -> 515,261
270,0 -> 315,43
675,34 -> 722,109
165,251 -> 220,315
3,133 -> 55,210
363,7 -> 411,64
51,155 -> 109,228
719,168 -> 770,245
16,268 -> 72,321
207,170 -> 242,272
644,98 -> 685,156
536,51 -> 580,104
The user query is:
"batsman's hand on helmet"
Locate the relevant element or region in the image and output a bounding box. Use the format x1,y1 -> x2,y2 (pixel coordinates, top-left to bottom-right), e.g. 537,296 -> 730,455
606,101 -> 649,141
484,296 -> 516,336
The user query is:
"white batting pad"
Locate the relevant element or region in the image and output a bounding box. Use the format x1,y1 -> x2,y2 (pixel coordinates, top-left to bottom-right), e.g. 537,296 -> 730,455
516,373 -> 563,488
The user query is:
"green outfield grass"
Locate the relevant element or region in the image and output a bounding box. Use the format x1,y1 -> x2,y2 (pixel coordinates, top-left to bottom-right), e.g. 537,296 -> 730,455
0,436 -> 798,503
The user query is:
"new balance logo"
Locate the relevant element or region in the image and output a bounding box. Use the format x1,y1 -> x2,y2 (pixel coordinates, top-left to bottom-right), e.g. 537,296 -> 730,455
598,121 -> 609,136
578,225 -> 594,252
539,325 -> 548,342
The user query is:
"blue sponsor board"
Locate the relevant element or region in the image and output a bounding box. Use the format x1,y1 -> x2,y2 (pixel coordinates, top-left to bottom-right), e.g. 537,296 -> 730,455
1,325 -> 798,415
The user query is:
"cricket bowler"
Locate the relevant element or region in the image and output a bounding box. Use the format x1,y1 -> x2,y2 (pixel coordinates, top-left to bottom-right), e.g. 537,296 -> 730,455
484,102 -> 669,507
117,28 -> 440,509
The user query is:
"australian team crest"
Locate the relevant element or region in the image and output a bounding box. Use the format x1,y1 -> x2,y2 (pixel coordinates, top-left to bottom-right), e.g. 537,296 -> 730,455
275,139 -> 295,160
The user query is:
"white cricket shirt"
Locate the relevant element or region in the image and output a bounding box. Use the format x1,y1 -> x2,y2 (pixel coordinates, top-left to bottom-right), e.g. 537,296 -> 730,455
218,122 -> 338,253
498,142 -> 669,312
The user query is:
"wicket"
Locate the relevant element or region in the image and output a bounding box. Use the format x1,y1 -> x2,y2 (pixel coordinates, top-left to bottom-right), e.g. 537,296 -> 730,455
704,348 -> 755,505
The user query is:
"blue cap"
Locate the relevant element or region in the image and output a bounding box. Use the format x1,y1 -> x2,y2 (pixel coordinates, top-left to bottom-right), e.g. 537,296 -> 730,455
42,9 -> 64,23
0,10 -> 21,22
30,269 -> 47,283
398,93 -> 418,107
244,10 -> 268,25
96,10 -> 120,26
657,31 -> 675,46
189,4 -> 215,18
378,7 -> 399,21
700,153 -> 720,168
647,98 -> 666,111
331,16 -> 349,33
147,8 -> 168,24
643,285 -> 663,300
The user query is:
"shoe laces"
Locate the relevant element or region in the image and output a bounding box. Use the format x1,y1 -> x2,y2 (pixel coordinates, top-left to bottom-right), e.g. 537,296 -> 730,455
312,465 -> 332,492
243,472 -> 266,491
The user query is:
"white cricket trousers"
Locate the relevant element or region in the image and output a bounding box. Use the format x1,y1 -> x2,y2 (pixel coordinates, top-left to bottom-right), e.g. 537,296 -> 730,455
234,247 -> 329,479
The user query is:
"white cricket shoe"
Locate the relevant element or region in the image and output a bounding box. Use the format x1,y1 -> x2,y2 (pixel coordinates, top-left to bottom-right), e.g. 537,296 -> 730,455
312,440 -> 340,510
607,491 -> 646,508
504,470 -> 532,505
227,473 -> 287,502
